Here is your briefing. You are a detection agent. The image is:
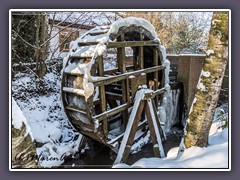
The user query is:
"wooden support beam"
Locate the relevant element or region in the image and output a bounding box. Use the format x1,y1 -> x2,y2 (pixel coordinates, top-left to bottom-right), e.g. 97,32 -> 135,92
86,96 -> 95,127
93,65 -> 165,86
65,106 -> 86,114
145,99 -> 165,158
117,34 -> 126,73
121,100 -> 146,163
133,48 -> 138,70
117,34 -> 128,130
126,77 -> 130,103
145,100 -> 161,157
92,103 -> 131,122
130,74 -> 147,100
153,47 -> 159,107
143,87 -> 166,100
106,40 -> 159,48
113,88 -> 166,164
138,34 -> 144,69
79,129 -> 105,144
98,55 -> 108,136
78,42 -> 99,46
106,92 -> 123,101
62,87 -> 85,97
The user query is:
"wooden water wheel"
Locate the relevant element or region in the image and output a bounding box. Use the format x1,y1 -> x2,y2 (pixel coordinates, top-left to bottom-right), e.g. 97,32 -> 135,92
61,18 -> 169,154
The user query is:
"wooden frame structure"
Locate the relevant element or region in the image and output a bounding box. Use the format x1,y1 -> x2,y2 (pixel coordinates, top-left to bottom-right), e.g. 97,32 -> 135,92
61,22 -> 167,162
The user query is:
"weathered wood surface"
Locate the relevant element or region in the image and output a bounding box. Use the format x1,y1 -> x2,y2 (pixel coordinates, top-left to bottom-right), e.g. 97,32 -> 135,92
62,23 -> 166,153
107,40 -> 159,48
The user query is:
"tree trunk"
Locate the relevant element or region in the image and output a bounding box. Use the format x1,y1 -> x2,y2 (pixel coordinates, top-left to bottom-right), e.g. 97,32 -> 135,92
183,12 -> 229,148
35,12 -> 47,78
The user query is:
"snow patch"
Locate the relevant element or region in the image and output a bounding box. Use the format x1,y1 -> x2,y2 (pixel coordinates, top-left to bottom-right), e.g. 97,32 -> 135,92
113,121 -> 228,168
202,70 -> 211,78
37,134 -> 82,168
206,50 -> 214,56
197,82 -> 206,91
12,72 -> 83,167
108,17 -> 158,38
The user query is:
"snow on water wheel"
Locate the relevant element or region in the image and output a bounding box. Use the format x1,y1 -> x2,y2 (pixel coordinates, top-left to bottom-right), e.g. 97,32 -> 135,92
61,17 -> 169,152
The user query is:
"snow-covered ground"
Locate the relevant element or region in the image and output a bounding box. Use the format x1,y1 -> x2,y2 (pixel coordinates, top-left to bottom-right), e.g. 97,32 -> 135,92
113,105 -> 229,169
12,72 -> 82,168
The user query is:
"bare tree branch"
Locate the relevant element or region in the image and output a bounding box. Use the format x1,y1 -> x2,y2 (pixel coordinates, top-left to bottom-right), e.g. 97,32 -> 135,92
12,29 -> 38,49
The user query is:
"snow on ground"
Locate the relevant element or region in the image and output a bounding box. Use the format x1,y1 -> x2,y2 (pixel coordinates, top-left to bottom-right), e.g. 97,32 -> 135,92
12,97 -> 33,139
12,72 -> 82,168
113,105 -> 229,168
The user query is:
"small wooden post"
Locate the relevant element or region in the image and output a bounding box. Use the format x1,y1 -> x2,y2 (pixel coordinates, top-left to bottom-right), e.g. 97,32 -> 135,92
138,34 -> 144,69
145,99 -> 160,157
98,55 -> 108,136
117,34 -> 128,129
133,48 -> 138,70
121,100 -> 145,162
153,47 -> 159,107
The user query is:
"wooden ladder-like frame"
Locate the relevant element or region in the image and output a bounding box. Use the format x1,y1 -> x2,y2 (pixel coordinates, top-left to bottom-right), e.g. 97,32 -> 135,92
114,87 -> 166,165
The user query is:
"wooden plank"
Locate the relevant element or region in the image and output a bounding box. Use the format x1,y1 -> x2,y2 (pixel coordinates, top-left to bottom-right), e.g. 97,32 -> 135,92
65,106 -> 86,114
107,40 -> 159,48
93,65 -> 165,86
92,103 -> 131,121
62,87 -> 85,96
79,129 -> 106,144
117,34 -> 128,130
132,48 -> 138,70
153,47 -> 159,107
138,34 -> 144,69
86,96 -> 95,127
143,87 -> 166,100
126,77 -> 130,103
130,76 -> 137,101
130,74 -> 147,100
121,100 -> 145,163
106,92 -> 122,101
145,100 -> 160,158
78,42 -> 99,46
117,34 -> 126,73
98,55 -> 108,136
